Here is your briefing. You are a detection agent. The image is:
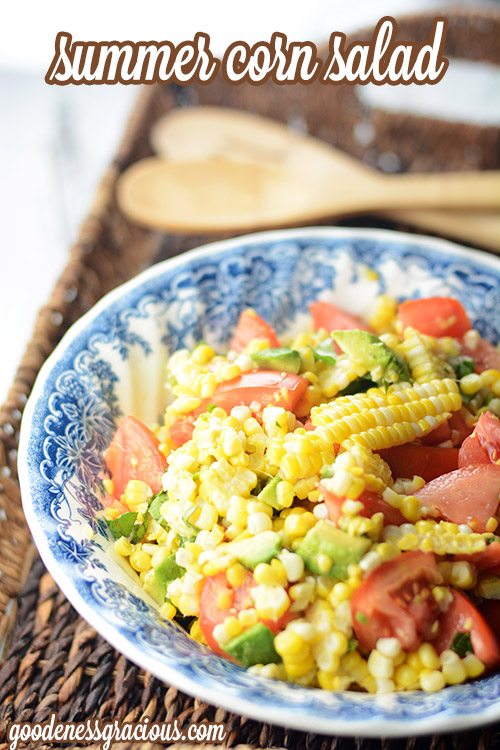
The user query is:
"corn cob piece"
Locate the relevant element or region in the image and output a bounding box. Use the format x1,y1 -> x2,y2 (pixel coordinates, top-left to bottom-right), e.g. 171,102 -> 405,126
401,327 -> 447,384
311,378 -> 458,426
311,379 -> 461,452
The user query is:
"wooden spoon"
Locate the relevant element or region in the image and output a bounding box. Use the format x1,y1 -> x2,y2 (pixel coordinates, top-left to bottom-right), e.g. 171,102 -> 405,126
117,108 -> 500,236
149,107 -> 500,250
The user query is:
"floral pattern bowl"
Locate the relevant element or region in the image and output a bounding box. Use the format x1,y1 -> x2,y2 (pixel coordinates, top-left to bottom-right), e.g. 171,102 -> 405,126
19,227 -> 500,737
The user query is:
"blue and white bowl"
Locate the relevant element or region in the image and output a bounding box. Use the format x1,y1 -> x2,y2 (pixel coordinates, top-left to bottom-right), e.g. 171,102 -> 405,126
19,228 -> 500,737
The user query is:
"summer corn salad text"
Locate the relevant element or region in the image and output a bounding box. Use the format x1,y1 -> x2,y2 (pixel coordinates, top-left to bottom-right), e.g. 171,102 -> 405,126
102,294 -> 500,695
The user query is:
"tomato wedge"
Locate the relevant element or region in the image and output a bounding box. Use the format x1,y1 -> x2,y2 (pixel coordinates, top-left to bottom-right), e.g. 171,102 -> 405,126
230,309 -> 280,352
458,411 -> 500,468
459,435 -> 490,468
310,300 -> 369,333
212,370 -> 308,414
474,412 -> 500,463
351,552 -> 441,652
416,464 -> 500,532
379,444 -> 459,483
321,485 -> 405,527
462,338 -> 500,374
459,542 -> 500,576
398,297 -> 471,338
168,371 -> 309,447
199,572 -> 290,657
433,590 -> 500,669
104,416 -> 167,499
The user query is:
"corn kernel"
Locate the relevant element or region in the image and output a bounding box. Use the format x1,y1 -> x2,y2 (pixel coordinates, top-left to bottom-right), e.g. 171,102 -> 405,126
463,653 -> 485,679
368,650 -> 394,679
223,615 -> 243,639
160,601 -> 177,620
238,608 -> 259,627
274,630 -> 306,658
418,643 -> 441,670
114,537 -> 133,557
443,660 -> 468,685
420,670 -> 446,693
226,562 -> 246,587
376,638 -> 402,659
192,344 -> 215,365
395,664 -> 418,689
129,549 -> 152,572
216,590 -> 233,610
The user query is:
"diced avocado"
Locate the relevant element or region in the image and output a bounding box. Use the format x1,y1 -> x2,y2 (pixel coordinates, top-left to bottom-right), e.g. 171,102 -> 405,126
225,623 -> 280,667
297,520 -> 370,579
476,575 -> 500,600
227,530 -> 282,570
143,554 -> 184,604
313,339 -> 337,365
258,476 -> 282,510
332,329 -> 411,384
251,347 -> 301,374
148,492 -> 168,523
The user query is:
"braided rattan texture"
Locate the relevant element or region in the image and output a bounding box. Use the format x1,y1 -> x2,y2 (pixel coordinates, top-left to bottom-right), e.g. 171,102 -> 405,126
1,10 -> 500,748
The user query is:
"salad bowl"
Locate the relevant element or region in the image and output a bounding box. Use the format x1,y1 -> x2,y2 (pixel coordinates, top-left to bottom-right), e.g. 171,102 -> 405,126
19,227 -> 500,737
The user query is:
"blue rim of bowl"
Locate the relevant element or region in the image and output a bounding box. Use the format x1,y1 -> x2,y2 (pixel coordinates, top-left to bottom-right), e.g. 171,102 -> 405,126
18,227 -> 500,737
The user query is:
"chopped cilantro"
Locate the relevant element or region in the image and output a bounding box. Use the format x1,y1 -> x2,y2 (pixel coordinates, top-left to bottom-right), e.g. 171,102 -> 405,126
355,612 -> 368,624
450,356 -> 475,379
347,637 -> 359,652
207,404 -> 217,412
451,631 -> 473,657
106,512 -> 138,540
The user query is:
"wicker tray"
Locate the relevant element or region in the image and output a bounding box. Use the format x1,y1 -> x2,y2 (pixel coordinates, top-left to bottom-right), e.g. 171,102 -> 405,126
1,10 -> 500,749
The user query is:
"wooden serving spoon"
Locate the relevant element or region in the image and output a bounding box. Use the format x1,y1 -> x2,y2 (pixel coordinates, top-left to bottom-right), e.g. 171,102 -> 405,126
149,107 -> 500,251
117,108 -> 500,240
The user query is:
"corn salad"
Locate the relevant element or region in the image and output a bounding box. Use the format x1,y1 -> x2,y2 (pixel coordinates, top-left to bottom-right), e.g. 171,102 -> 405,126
103,294 -> 500,694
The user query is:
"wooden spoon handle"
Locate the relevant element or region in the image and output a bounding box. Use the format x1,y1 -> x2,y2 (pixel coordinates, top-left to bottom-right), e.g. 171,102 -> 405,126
372,171 -> 500,211
383,209 -> 500,253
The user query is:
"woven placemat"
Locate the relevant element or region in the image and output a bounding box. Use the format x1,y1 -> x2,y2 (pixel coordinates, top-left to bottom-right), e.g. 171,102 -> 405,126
1,9 -> 500,749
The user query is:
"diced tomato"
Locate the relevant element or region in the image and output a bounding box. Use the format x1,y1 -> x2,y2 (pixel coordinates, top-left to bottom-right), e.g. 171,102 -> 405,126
416,464 -> 500,532
168,415 -> 197,448
321,485 -> 405,527
433,590 -> 500,669
351,551 -> 441,652
460,542 -> 500,576
398,297 -> 471,339
230,309 -> 280,352
310,300 -> 369,333
104,416 -> 167,499
462,338 -> 500,374
378,444 -> 459,483
199,572 -> 290,657
212,370 -> 308,414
